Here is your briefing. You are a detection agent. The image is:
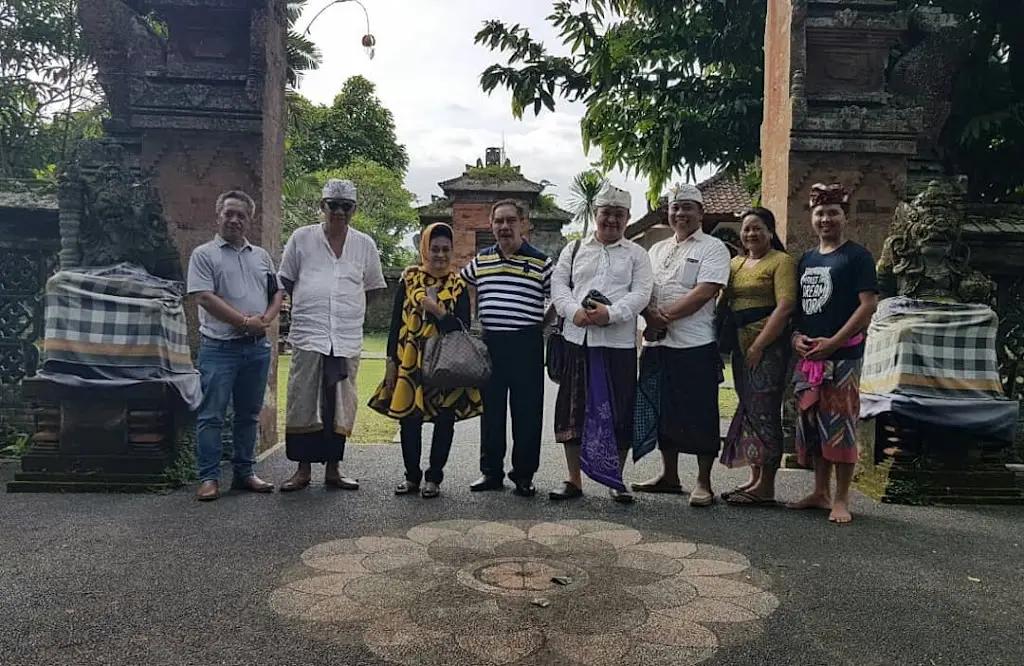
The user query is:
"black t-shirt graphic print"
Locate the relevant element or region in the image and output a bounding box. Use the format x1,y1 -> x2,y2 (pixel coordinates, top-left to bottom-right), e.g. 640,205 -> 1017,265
796,241 -> 877,360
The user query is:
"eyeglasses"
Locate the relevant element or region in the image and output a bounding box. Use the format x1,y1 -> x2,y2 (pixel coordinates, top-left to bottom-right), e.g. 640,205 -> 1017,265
324,200 -> 355,213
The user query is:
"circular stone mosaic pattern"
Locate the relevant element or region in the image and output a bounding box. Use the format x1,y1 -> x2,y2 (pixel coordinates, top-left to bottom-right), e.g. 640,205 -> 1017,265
269,520 -> 779,666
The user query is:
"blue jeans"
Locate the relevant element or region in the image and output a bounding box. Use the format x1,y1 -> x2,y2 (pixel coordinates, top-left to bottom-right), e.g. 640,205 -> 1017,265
196,336 -> 272,482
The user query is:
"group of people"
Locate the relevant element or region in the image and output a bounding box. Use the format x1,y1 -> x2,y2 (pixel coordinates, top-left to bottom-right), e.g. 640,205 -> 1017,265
186,176 -> 877,524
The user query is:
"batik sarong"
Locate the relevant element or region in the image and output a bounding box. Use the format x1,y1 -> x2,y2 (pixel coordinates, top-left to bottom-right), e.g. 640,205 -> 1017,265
553,341 -> 636,491
793,358 -> 863,466
720,339 -> 789,470
634,343 -> 721,459
632,351 -> 661,463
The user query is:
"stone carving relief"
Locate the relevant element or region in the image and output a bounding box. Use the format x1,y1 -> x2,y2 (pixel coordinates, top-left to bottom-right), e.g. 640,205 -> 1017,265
78,0 -> 170,128
876,180 -> 993,303
60,140 -> 182,281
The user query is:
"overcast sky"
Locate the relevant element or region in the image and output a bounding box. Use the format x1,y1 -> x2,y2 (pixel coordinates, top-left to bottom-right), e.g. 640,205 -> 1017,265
297,0 -> 714,230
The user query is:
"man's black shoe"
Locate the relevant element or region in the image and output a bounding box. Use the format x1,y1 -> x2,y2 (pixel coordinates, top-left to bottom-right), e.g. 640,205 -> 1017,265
470,476 -> 505,492
513,481 -> 536,497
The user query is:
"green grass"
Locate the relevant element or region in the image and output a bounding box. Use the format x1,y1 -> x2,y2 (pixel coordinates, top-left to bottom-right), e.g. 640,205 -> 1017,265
361,332 -> 387,355
277,351 -> 397,445
720,360 -> 737,419
719,387 -> 738,420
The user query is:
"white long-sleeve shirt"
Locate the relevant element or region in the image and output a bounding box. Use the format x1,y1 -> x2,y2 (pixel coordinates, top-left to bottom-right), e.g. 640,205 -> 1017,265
551,234 -> 654,349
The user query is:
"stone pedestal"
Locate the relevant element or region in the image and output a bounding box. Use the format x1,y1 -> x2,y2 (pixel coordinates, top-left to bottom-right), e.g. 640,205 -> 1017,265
761,1 -> 921,257
79,0 -> 286,451
855,413 -> 1023,505
7,378 -> 192,492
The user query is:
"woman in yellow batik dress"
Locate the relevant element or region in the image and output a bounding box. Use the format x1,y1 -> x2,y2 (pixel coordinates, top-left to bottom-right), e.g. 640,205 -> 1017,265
719,207 -> 797,506
368,223 -> 482,498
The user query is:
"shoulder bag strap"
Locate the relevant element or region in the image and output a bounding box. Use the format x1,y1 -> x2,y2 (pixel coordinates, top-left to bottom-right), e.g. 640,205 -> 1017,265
555,239 -> 583,331
567,239 -> 582,291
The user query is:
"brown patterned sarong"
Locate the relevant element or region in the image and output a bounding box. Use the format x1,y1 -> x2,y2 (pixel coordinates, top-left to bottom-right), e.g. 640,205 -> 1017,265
285,349 -> 361,463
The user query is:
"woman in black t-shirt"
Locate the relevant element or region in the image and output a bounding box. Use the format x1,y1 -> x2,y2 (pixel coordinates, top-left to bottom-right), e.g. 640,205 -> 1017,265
788,183 -> 878,525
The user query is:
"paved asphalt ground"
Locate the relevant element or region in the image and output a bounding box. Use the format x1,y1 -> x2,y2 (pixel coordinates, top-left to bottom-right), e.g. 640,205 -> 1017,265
1,382 -> 1022,666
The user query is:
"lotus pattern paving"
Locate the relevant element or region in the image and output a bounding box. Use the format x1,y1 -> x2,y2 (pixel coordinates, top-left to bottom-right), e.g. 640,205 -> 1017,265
269,519 -> 779,666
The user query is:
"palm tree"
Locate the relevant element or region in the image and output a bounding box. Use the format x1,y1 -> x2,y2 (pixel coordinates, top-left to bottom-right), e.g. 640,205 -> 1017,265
567,169 -> 608,238
286,1 -> 322,90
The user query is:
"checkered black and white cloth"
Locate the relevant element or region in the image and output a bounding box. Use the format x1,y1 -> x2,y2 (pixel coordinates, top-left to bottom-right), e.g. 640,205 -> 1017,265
860,296 -> 1004,399
42,263 -> 194,374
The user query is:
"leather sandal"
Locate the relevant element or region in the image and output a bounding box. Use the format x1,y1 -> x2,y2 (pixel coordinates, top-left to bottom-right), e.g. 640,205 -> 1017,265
548,482 -> 583,501
421,481 -> 440,499
279,475 -> 311,493
394,480 -> 419,495
630,478 -> 686,495
324,475 -> 359,490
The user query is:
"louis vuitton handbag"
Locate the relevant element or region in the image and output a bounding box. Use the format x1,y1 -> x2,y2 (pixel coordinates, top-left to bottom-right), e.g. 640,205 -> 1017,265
422,321 -> 492,389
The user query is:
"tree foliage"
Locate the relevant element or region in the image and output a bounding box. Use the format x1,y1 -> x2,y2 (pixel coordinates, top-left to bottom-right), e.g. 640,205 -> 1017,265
283,158 -> 418,268
567,169 -> 608,237
286,76 -> 409,177
475,0 -> 765,202
286,1 -> 323,90
896,1 -> 1024,201
0,0 -> 101,178
478,0 -> 1024,203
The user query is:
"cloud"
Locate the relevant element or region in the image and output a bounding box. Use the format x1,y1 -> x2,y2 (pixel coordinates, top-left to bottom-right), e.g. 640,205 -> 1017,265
297,0 -> 714,225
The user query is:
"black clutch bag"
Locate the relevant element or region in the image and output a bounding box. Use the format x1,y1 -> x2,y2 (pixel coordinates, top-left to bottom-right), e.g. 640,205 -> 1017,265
583,289 -> 612,308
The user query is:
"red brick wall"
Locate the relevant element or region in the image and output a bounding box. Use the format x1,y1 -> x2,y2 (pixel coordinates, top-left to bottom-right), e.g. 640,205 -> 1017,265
138,0 -> 286,452
450,201 -> 535,267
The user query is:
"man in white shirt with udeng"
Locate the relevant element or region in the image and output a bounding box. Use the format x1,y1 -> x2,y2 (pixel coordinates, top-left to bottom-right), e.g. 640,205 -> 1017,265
549,184 -> 653,502
633,183 -> 731,506
277,179 -> 387,492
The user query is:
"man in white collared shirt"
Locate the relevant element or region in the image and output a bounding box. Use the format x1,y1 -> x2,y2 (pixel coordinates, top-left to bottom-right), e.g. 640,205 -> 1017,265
549,184 -> 653,502
277,179 -> 387,492
633,183 -> 731,507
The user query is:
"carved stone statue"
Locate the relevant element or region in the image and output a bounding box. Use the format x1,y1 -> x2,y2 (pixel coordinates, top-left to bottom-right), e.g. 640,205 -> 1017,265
59,140 -> 181,281
877,179 -> 993,303
887,8 -> 971,160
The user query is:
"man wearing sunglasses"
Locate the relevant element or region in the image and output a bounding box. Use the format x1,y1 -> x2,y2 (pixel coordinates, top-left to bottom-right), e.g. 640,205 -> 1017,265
277,178 -> 388,492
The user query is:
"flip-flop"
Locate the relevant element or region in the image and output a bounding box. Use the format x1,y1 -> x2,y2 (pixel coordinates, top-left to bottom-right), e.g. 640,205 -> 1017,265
630,480 -> 686,495
720,485 -> 754,500
725,490 -> 778,507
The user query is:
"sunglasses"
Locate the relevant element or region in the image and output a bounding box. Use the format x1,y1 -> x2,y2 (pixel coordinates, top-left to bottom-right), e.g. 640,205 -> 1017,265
324,200 -> 355,213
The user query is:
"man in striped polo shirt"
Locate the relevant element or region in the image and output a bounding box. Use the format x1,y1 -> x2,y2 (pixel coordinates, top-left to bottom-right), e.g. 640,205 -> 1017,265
461,199 -> 554,497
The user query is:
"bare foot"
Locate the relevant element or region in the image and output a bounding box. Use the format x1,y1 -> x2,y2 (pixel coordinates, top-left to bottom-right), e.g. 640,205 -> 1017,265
828,500 -> 852,524
786,493 -> 832,510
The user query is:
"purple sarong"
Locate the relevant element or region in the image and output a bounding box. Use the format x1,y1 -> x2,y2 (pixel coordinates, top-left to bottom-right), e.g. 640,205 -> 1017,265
580,347 -> 626,491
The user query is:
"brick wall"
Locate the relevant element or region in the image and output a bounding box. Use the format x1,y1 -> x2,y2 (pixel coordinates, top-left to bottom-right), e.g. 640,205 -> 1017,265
450,201 -> 536,267
781,153 -> 906,259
